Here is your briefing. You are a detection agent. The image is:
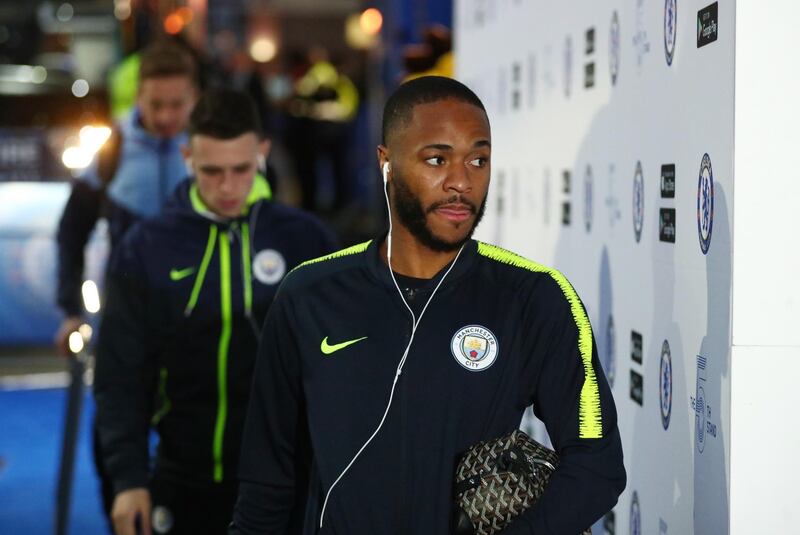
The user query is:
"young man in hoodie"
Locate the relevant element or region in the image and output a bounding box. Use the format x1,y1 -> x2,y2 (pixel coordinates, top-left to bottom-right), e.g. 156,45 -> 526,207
231,76 -> 625,534
94,88 -> 337,535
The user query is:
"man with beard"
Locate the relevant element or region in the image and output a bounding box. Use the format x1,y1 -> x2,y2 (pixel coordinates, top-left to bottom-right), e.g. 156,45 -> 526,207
230,76 -> 625,534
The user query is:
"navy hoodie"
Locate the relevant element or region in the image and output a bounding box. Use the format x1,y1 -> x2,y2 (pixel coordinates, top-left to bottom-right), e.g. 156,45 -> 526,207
94,176 -> 337,494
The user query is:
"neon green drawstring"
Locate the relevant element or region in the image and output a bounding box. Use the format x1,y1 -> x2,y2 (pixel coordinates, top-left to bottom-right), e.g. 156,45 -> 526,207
184,225 -> 218,317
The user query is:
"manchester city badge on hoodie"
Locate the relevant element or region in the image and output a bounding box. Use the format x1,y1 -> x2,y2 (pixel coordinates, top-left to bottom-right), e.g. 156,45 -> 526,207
451,325 -> 499,372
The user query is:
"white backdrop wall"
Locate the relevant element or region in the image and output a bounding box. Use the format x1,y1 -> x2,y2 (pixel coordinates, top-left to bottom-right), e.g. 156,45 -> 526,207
455,1 -> 733,534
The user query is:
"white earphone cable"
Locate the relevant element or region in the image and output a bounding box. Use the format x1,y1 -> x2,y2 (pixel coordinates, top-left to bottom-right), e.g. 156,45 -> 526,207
318,165 -> 464,528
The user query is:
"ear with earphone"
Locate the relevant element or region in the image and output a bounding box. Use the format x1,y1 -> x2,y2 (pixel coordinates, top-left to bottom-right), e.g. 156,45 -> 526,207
257,154 -> 266,171
184,157 -> 194,176
382,161 -> 390,185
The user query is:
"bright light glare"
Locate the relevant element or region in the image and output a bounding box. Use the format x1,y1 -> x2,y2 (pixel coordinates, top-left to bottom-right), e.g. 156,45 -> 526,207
78,323 -> 93,341
71,79 -> 89,97
80,126 -> 112,153
63,126 -> 112,170
114,0 -> 131,21
57,3 -> 74,22
62,146 -> 92,169
31,66 -> 47,84
360,8 -> 383,35
82,280 -> 101,313
164,13 -> 183,34
68,331 -> 84,354
249,37 -> 277,63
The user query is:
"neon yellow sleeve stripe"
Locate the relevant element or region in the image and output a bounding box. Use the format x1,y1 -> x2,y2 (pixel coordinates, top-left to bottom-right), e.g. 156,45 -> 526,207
476,241 -> 603,439
289,240 -> 372,274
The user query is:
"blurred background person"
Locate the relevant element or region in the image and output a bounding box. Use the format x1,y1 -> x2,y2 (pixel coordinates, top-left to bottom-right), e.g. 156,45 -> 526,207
54,39 -> 199,525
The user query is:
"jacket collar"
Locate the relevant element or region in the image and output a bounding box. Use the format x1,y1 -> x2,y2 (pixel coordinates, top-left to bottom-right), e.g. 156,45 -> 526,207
363,236 -> 478,291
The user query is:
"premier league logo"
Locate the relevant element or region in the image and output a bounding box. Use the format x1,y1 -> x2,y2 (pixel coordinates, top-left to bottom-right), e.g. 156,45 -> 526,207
664,0 -> 677,65
697,153 -> 714,254
584,165 -> 593,232
660,340 -> 673,430
451,325 -> 499,372
610,11 -> 620,85
630,491 -> 641,535
633,161 -> 644,243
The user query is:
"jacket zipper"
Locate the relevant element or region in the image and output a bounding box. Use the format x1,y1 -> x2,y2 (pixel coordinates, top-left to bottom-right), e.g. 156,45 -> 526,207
213,228 -> 233,482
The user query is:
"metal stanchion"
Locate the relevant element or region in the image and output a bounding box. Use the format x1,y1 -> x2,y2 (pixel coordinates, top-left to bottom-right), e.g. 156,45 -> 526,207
54,280 -> 100,535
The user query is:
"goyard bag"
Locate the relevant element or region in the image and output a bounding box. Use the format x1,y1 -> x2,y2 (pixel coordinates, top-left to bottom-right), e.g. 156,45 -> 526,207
453,429 -> 592,535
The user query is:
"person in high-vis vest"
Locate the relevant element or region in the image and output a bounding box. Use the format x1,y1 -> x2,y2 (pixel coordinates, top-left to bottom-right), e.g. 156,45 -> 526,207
94,88 -> 336,535
231,77 -> 625,534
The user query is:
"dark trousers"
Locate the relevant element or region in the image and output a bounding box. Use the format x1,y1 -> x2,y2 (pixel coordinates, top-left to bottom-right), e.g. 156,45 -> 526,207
149,475 -> 238,535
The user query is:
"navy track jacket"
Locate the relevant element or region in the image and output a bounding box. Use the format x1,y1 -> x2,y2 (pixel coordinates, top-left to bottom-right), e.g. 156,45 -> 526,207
94,177 -> 336,494
233,239 -> 626,534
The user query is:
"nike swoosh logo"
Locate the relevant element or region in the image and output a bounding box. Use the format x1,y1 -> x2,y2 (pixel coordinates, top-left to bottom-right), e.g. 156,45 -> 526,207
320,336 -> 368,355
169,267 -> 197,281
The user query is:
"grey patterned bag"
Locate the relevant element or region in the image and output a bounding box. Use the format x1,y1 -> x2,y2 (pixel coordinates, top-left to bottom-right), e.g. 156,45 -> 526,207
453,429 -> 591,535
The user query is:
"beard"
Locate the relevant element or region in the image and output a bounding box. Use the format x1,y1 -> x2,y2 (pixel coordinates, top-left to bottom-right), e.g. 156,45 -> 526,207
391,173 -> 487,252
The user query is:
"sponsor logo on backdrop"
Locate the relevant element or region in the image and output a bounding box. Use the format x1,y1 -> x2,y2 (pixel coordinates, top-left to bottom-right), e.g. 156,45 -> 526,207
664,0 -> 678,65
633,161 -> 644,243
604,510 -> 616,535
660,340 -> 673,429
584,165 -> 593,232
630,369 -> 644,405
512,62 -> 522,110
584,63 -> 595,89
630,491 -> 641,535
697,2 -> 719,47
605,315 -> 616,387
562,202 -> 571,226
631,330 -> 643,364
692,354 -> 717,453
660,164 -> 676,198
564,36 -> 573,97
659,208 -> 676,243
584,27 -> 596,88
697,153 -> 714,254
610,11 -> 621,85
633,0 -> 651,73
527,53 -> 537,108
606,163 -> 621,227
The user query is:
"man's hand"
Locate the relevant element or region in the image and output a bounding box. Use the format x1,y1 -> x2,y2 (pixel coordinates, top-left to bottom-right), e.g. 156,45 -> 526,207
54,316 -> 83,357
111,488 -> 152,535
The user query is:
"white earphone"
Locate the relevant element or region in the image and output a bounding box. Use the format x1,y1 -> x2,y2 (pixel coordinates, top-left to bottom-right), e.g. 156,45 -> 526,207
184,157 -> 194,176
257,154 -> 266,170
319,156 -> 465,529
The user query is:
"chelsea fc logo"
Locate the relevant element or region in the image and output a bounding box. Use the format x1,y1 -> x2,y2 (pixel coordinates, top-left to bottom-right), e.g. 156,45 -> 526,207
451,325 -> 499,372
697,153 -> 714,255
253,249 -> 286,285
660,340 -> 673,430
664,0 -> 677,66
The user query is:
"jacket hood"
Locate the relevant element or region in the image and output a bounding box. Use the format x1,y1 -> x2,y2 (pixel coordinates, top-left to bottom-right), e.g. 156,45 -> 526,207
163,174 -> 273,223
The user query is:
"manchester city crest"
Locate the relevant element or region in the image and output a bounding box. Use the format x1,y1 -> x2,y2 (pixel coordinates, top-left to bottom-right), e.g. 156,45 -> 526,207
152,505 -> 174,534
633,161 -> 644,243
659,340 -> 673,430
451,325 -> 499,372
697,153 -> 714,254
253,249 -> 286,285
664,0 -> 678,65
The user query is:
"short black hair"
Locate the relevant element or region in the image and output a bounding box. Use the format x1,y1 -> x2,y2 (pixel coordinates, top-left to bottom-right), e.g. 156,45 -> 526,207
381,76 -> 486,145
188,88 -> 263,140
